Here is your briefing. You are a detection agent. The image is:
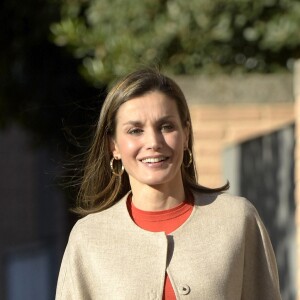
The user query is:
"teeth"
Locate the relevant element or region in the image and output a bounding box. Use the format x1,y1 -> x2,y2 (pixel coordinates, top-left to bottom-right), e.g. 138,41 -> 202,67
142,157 -> 166,163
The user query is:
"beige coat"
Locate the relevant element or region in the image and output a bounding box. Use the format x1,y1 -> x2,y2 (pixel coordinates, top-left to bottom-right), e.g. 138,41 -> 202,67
56,192 -> 281,299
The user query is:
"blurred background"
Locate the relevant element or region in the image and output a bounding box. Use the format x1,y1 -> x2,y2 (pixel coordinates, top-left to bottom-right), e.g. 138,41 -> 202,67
0,0 -> 300,299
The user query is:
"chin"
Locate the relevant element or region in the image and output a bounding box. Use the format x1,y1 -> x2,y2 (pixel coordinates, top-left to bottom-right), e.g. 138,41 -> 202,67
129,169 -> 182,187
139,175 -> 176,187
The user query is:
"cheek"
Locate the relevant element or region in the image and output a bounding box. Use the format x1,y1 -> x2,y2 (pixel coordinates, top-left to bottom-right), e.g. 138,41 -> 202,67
167,132 -> 185,148
117,137 -> 139,155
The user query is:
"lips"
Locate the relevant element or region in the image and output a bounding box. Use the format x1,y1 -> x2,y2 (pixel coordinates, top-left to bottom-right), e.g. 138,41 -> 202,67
141,156 -> 168,163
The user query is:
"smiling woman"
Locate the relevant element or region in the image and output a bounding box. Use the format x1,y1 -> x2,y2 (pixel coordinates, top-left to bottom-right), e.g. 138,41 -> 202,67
110,91 -> 189,210
55,68 -> 281,299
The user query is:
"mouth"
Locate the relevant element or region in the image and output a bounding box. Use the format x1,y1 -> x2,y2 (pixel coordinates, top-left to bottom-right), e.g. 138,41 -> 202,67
141,156 -> 168,164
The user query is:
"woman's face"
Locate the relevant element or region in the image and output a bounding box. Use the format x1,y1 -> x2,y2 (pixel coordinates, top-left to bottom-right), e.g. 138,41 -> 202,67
110,91 -> 189,189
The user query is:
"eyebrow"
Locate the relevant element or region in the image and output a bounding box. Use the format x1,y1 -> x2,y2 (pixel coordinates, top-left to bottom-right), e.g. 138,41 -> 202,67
121,115 -> 176,127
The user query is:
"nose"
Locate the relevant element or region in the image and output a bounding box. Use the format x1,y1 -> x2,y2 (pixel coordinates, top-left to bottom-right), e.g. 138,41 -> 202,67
145,129 -> 163,150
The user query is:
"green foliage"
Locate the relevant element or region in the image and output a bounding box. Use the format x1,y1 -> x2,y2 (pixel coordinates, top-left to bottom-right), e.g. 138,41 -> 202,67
51,0 -> 300,86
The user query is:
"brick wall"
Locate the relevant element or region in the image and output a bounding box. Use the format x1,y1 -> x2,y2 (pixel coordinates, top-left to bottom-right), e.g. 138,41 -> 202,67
189,103 -> 294,188
176,73 -> 295,188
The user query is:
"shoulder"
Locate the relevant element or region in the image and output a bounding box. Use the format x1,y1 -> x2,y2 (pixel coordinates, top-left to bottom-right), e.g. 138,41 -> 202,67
68,194 -> 128,244
193,191 -> 258,217
191,191 -> 264,233
191,191 -> 273,248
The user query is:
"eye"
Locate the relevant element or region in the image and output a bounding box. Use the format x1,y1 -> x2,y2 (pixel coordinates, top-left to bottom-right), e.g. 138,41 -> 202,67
128,128 -> 143,135
161,123 -> 174,132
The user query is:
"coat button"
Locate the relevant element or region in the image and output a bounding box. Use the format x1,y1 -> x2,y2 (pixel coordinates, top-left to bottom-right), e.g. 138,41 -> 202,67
178,284 -> 191,295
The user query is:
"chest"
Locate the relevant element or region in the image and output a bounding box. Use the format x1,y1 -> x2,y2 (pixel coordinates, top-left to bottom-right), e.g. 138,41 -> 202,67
82,219 -> 245,299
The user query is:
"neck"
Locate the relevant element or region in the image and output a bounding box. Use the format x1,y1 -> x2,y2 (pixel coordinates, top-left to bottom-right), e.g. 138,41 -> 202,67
130,179 -> 186,211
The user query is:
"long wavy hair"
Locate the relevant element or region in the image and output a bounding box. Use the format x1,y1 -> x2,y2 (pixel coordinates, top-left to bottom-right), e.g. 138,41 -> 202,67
75,68 -> 229,216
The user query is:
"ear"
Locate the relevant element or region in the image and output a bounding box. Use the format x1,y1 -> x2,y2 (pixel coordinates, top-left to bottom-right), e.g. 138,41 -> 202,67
109,137 -> 121,159
183,121 -> 190,149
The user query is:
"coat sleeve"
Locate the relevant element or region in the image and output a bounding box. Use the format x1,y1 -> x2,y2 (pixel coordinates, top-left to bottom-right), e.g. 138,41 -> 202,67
242,203 -> 281,300
55,223 -> 91,300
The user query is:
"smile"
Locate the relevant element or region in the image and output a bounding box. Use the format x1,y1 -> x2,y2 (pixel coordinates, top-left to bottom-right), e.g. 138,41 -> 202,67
141,157 -> 168,163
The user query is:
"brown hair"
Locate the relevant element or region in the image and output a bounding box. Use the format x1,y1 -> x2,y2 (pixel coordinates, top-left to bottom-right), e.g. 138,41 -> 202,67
75,68 -> 229,216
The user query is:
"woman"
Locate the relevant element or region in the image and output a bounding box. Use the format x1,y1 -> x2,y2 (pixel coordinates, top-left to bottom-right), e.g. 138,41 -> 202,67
56,69 -> 281,299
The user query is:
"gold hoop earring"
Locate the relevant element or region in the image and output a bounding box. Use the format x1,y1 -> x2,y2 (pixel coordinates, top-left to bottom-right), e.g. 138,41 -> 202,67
110,157 -> 124,176
183,148 -> 193,168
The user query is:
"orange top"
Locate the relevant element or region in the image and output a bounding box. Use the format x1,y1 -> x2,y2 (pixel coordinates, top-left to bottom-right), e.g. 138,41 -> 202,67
127,195 -> 194,300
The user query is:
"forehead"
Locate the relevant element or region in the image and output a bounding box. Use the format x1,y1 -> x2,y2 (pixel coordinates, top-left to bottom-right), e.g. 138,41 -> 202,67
116,91 -> 179,121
